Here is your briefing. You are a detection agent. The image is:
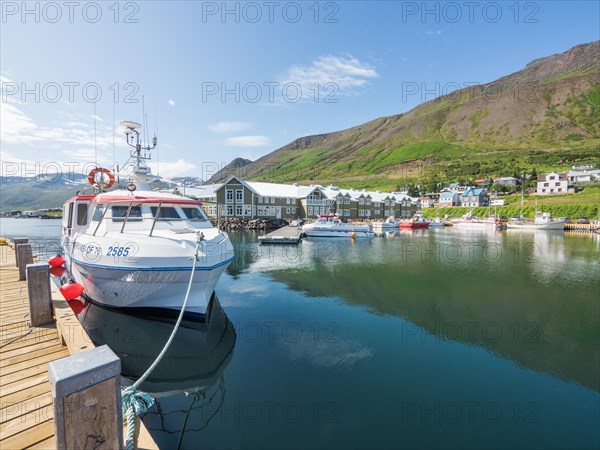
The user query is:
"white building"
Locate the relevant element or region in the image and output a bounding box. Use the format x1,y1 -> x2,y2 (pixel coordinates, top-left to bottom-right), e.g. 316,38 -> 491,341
536,172 -> 569,195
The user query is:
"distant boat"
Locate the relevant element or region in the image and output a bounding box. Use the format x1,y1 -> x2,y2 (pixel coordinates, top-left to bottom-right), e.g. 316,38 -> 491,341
399,212 -> 430,229
372,216 -> 400,230
302,215 -> 374,238
507,211 -> 566,230
451,212 -> 498,229
428,217 -> 445,228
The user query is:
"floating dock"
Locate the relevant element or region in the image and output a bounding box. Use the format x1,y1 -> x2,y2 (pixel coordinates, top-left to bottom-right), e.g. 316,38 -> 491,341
258,226 -> 302,244
564,223 -> 599,233
0,241 -> 157,449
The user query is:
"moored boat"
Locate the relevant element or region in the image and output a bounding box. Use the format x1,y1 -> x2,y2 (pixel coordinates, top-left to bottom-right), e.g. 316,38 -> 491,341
428,217 -> 446,228
302,215 -> 374,238
60,121 -> 234,316
399,212 -> 430,229
372,216 -> 400,230
507,211 -> 566,230
451,213 -> 498,229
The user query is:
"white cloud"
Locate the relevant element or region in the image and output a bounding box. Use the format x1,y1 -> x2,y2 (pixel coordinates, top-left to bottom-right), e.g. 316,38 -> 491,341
168,99 -> 175,106
279,54 -> 379,100
148,159 -> 197,178
224,135 -> 269,147
208,121 -> 253,134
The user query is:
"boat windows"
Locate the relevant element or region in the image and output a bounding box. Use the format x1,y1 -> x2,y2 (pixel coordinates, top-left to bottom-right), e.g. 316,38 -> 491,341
111,205 -> 143,222
150,206 -> 181,219
182,207 -> 207,222
92,205 -> 104,221
76,203 -> 88,226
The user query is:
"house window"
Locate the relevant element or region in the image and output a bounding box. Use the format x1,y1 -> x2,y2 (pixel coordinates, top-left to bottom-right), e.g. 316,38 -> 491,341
345,197 -> 350,205
555,182 -> 560,187
308,206 -> 313,215
226,190 -> 233,203
358,210 -> 364,217
236,205 -> 243,216
226,205 -> 233,216
271,197 -> 275,204
236,190 -> 243,202
365,199 -> 371,206
243,205 -> 252,216
365,210 -> 371,217
375,210 -> 380,215
286,208 -> 290,214
358,198 -> 364,205
292,208 -> 296,214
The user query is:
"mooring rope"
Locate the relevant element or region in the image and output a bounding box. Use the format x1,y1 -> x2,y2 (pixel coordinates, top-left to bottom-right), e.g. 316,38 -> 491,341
121,231 -> 205,450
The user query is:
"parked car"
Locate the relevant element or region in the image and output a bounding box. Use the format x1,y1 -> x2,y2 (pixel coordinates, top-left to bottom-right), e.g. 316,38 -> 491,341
577,217 -> 590,224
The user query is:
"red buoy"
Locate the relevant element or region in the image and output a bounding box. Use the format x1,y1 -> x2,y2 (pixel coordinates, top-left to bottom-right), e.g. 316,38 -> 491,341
59,282 -> 84,300
48,255 -> 65,268
49,266 -> 65,277
67,299 -> 87,315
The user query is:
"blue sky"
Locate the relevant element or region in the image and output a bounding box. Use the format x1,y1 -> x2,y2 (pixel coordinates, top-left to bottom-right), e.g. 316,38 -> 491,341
1,1 -> 599,180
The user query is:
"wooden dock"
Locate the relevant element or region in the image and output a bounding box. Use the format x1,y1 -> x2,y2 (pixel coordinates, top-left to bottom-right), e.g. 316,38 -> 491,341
0,243 -> 157,449
258,225 -> 302,244
564,223 -> 599,233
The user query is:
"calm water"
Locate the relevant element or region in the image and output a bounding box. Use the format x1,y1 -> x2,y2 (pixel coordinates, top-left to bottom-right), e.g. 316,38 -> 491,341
3,218 -> 599,449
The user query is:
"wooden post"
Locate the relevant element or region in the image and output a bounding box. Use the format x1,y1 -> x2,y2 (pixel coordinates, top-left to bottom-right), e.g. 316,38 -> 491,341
13,238 -> 28,267
48,345 -> 123,450
17,244 -> 33,281
27,262 -> 53,326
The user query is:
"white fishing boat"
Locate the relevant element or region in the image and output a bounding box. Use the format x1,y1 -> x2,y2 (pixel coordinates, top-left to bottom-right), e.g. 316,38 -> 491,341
302,215 -> 374,238
60,121 -> 234,316
372,216 -> 400,230
451,212 -> 498,229
428,217 -> 446,228
507,211 -> 566,230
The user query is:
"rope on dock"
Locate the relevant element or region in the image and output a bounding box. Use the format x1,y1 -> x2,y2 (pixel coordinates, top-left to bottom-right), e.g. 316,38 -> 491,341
121,231 -> 205,450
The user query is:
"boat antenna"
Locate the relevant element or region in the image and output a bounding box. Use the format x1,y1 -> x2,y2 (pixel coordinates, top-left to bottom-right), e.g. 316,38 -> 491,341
93,102 -> 98,168
112,101 -> 116,172
121,120 -> 157,174
155,105 -> 159,176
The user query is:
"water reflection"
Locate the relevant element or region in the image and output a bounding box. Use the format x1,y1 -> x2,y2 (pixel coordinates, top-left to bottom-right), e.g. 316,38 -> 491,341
230,230 -> 599,392
77,294 -> 236,446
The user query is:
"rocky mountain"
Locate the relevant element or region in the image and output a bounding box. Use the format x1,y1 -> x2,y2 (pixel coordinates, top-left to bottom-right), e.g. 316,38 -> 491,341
225,41 -> 600,190
206,158 -> 253,184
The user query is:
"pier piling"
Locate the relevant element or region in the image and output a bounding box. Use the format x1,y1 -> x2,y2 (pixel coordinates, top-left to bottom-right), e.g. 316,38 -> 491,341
27,262 -> 54,327
48,345 -> 123,450
13,237 -> 28,267
16,243 -> 33,281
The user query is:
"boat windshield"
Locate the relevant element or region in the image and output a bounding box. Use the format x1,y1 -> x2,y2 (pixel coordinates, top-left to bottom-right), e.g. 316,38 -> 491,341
111,205 -> 143,222
181,206 -> 208,222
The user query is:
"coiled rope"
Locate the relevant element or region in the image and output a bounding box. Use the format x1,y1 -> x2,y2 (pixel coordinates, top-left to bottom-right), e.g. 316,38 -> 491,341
121,231 -> 205,450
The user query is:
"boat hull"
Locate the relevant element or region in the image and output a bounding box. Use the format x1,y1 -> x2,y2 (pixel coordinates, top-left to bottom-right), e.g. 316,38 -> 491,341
303,229 -> 374,238
506,221 -> 565,230
399,222 -> 429,229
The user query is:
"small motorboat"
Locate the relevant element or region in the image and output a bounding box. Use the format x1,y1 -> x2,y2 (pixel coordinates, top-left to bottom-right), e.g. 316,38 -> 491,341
302,215 -> 374,238
399,212 -> 430,229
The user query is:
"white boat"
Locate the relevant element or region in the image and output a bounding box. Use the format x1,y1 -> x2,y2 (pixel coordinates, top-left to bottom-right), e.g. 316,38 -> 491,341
302,215 -> 374,238
372,217 -> 400,230
60,121 -> 234,316
428,217 -> 446,228
451,213 -> 498,229
507,211 -> 566,230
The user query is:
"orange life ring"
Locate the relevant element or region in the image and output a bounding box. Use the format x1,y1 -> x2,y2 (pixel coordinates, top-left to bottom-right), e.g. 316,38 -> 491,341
87,167 -> 115,189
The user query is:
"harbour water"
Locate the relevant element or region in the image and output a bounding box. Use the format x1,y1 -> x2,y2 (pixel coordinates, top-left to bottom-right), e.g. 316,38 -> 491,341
2,218 -> 598,449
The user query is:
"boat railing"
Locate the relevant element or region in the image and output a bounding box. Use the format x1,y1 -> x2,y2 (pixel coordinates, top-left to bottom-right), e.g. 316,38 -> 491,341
91,199 -> 205,236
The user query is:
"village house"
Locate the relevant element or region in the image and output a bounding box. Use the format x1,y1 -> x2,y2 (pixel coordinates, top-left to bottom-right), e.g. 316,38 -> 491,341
460,188 -> 490,207
438,191 -> 460,207
493,176 -> 520,186
536,172 -> 569,195
181,176 -> 420,220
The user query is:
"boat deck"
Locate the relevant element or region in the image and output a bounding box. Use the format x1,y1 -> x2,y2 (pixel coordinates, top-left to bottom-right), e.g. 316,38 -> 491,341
258,226 -> 302,244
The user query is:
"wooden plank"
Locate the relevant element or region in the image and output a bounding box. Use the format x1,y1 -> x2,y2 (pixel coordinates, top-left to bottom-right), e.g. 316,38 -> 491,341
0,419 -> 54,449
0,397 -> 53,439
1,345 -> 69,368
1,383 -> 52,406
1,349 -> 70,377
26,436 -> 55,450
0,373 -> 50,398
0,391 -> 52,424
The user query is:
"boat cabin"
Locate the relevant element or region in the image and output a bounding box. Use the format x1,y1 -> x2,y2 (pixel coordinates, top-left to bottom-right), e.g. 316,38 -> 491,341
62,194 -> 212,237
